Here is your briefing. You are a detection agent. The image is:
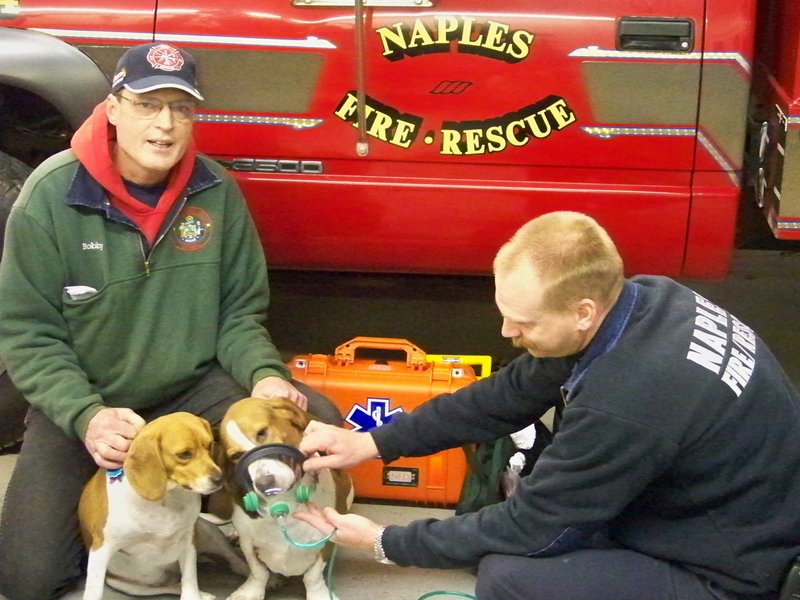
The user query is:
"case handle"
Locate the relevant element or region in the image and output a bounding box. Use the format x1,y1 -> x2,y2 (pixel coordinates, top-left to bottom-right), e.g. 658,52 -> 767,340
335,336 -> 427,368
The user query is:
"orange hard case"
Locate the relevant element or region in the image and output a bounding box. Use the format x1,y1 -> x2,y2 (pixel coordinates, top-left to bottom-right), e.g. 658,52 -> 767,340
288,337 -> 479,505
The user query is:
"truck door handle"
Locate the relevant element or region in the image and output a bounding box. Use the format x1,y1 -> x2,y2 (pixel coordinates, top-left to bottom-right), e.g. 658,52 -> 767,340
617,17 -> 694,52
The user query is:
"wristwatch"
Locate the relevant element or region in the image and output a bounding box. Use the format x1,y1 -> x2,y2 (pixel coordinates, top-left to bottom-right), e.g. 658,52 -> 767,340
373,526 -> 395,564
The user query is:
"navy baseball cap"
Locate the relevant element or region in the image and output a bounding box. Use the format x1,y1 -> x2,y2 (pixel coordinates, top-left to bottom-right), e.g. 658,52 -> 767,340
111,43 -> 203,101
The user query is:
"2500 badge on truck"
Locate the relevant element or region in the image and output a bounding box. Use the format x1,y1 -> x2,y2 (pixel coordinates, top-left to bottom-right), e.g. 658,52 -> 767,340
0,0 -> 797,277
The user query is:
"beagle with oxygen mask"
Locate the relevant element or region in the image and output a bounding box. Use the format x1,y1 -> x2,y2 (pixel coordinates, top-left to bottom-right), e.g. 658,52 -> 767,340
219,397 -> 353,600
78,411 -> 223,600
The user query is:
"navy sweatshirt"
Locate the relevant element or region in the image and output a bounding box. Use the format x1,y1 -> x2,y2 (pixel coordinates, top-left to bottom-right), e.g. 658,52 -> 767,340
371,276 -> 800,596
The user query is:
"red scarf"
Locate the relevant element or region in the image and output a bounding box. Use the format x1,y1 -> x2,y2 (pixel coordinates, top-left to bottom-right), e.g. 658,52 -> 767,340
70,100 -> 196,245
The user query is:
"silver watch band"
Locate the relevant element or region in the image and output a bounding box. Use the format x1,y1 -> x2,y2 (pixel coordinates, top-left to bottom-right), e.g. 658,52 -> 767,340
373,526 -> 395,564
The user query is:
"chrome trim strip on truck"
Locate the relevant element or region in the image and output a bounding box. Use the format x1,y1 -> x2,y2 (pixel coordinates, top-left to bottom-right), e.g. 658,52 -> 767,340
32,28 -> 337,50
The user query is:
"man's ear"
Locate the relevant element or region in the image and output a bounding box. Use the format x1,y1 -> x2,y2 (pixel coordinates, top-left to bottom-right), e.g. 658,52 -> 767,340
106,94 -> 119,126
575,298 -> 598,331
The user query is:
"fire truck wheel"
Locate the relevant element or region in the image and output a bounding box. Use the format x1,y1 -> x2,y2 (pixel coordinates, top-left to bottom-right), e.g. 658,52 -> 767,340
0,150 -> 32,259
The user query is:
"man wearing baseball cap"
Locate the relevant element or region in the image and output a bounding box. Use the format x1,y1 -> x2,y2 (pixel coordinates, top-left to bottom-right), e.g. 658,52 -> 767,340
0,43 -> 341,599
111,42 -> 205,100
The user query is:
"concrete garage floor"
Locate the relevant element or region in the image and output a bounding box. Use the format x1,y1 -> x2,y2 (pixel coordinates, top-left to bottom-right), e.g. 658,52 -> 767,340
1,247 -> 800,599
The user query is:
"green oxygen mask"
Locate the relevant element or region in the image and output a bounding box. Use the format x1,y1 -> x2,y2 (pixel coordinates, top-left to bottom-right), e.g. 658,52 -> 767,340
235,443 -> 335,549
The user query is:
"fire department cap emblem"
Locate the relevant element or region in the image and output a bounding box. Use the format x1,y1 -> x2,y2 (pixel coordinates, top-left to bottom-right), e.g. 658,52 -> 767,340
146,44 -> 185,72
172,207 -> 212,251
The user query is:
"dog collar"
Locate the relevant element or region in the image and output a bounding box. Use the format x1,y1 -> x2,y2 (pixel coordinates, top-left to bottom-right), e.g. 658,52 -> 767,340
107,468 -> 125,484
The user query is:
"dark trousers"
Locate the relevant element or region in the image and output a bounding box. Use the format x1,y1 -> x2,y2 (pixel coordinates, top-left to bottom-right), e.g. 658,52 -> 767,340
0,363 -> 341,600
476,550 -> 748,600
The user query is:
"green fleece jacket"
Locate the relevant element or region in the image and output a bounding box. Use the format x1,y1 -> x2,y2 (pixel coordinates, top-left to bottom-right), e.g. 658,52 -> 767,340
0,150 -> 290,439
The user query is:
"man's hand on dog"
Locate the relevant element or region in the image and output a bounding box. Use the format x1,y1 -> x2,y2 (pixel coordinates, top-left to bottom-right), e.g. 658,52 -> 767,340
252,375 -> 308,411
300,421 -> 379,470
84,407 -> 146,469
294,504 -> 381,551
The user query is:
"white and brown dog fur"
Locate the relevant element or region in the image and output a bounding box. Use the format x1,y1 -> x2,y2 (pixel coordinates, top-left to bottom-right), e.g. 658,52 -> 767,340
78,411 -> 223,600
219,397 -> 353,600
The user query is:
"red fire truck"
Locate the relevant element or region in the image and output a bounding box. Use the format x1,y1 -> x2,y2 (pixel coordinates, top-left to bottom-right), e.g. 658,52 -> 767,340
0,0 -> 797,278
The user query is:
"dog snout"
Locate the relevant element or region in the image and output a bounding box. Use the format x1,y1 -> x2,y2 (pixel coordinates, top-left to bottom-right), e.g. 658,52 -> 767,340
193,463 -> 223,494
253,473 -> 280,495
248,458 -> 298,495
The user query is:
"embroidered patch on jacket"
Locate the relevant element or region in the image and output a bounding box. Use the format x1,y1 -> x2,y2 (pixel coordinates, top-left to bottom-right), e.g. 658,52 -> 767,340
172,207 -> 213,251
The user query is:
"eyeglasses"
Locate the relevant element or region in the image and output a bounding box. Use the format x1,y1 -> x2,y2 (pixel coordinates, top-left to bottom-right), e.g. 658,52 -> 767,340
115,95 -> 197,122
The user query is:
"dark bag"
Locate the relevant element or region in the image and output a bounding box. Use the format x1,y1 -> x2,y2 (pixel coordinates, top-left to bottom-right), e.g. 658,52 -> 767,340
455,420 -> 553,515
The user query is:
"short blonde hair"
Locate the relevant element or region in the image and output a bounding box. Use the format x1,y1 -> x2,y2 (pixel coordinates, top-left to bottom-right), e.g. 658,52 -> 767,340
494,212 -> 624,312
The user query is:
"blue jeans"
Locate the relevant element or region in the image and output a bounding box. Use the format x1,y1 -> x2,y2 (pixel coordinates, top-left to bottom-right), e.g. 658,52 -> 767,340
0,363 -> 341,600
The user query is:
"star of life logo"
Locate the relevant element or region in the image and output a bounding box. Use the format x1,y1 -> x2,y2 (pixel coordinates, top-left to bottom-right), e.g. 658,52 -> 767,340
147,44 -> 185,72
345,397 -> 404,432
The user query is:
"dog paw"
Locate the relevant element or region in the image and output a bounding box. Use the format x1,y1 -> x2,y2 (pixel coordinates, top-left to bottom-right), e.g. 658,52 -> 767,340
225,585 -> 265,600
225,593 -> 262,600
307,590 -> 338,600
179,592 -> 216,600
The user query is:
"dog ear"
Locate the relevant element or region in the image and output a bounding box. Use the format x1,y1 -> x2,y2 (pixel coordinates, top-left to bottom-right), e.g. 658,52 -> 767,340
212,435 -> 226,468
262,397 -> 311,432
214,434 -> 241,494
200,416 -> 213,439
125,430 -> 168,501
